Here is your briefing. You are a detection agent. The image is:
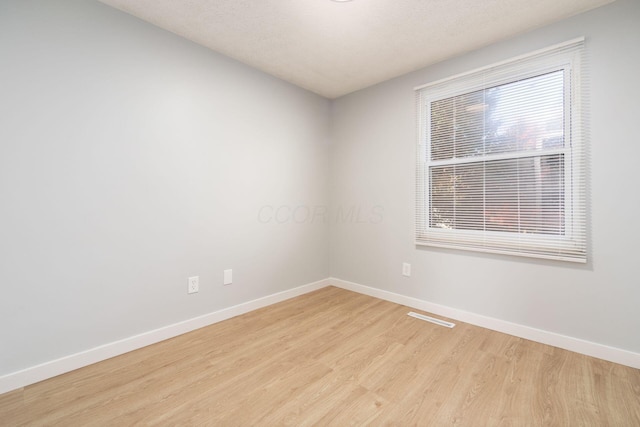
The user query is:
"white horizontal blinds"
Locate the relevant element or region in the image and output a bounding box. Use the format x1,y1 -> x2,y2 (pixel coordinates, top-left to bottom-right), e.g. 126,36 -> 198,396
416,39 -> 586,262
429,71 -> 566,234
429,156 -> 565,233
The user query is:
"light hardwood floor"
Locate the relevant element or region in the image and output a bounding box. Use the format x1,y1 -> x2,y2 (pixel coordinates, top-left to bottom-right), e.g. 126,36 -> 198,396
1,286 -> 639,426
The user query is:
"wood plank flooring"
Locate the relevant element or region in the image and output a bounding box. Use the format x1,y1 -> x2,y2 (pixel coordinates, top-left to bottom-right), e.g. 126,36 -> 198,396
1,286 -> 639,426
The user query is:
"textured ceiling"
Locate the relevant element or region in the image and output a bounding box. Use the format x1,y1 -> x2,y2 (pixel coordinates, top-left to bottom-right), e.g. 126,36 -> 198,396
99,0 -> 614,98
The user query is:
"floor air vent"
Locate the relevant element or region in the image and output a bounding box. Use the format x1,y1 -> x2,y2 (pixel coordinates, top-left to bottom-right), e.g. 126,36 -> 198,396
408,311 -> 455,328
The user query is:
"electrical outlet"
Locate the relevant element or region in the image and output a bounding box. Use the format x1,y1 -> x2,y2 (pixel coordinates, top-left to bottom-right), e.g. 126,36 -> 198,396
402,263 -> 411,277
223,269 -> 232,285
188,276 -> 199,294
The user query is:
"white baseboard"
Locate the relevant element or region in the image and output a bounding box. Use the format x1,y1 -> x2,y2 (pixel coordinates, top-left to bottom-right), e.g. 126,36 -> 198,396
0,278 -> 331,395
330,277 -> 640,369
3,276 -> 638,395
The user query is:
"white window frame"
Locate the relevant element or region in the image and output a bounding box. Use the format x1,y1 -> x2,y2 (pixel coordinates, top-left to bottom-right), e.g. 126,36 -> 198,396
415,38 -> 586,262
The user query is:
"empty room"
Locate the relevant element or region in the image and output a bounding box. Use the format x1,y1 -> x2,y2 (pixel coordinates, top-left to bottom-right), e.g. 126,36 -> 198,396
1,0 -> 639,425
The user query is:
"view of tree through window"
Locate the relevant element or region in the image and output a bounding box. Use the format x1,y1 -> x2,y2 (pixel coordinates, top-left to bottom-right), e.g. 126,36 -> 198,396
428,71 -> 566,236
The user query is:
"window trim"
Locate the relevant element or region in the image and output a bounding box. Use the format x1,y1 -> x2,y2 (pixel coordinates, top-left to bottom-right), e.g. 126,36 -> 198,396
415,38 -> 586,263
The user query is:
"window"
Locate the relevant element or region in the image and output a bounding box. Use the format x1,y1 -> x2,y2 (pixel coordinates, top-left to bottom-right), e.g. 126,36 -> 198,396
415,39 -> 586,262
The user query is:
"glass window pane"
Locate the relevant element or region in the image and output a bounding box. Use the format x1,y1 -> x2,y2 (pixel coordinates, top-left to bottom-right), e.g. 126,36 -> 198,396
429,155 -> 565,235
430,70 -> 565,161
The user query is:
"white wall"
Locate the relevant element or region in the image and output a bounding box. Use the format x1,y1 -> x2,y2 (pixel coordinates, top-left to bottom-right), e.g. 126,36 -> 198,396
330,0 -> 640,354
0,0 -> 330,376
